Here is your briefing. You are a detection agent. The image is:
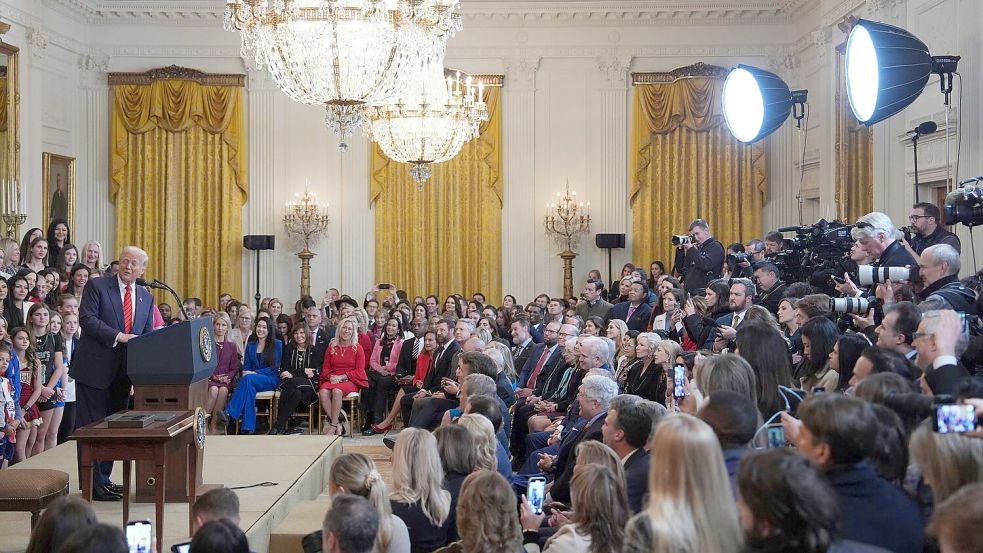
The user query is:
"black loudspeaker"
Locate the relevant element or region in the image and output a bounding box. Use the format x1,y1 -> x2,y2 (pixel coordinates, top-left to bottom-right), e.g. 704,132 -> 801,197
243,235 -> 275,251
595,233 -> 626,249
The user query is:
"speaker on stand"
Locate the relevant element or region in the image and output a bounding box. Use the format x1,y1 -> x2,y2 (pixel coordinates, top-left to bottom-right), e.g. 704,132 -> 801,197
243,235 -> 275,313
595,234 -> 626,293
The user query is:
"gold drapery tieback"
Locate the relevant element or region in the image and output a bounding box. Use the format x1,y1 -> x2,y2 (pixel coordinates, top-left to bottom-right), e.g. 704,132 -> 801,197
370,88 -> 502,300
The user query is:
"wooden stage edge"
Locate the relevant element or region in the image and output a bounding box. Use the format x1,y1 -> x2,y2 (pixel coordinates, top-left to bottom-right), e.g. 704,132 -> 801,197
0,435 -> 342,553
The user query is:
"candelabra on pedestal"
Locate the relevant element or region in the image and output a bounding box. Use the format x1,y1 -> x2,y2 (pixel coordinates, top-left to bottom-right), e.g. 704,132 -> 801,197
2,212 -> 25,239
544,180 -> 591,298
283,186 -> 330,298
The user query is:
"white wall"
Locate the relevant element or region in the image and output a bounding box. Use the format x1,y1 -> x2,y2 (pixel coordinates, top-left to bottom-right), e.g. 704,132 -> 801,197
2,0 -> 980,307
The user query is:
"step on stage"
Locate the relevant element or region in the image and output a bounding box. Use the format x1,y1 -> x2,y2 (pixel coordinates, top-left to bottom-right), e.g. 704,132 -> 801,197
0,435 -> 342,553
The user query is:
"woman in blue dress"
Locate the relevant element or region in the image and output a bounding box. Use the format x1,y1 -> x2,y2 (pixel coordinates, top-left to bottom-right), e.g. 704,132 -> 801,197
226,318 -> 282,434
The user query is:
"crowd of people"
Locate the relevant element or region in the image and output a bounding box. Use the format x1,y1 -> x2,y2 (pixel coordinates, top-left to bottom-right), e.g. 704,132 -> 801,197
5,203 -> 983,553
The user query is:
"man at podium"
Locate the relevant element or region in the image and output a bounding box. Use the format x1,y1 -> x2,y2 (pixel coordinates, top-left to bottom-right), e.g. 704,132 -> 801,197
72,246 -> 156,501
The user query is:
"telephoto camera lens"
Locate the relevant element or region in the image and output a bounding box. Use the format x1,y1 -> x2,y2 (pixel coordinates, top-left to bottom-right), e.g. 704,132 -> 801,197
857,265 -> 910,286
830,297 -> 870,314
729,252 -> 748,263
671,235 -> 693,246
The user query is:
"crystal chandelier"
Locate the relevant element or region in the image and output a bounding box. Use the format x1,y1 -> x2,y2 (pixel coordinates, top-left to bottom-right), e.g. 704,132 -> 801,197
225,0 -> 462,152
364,66 -> 488,186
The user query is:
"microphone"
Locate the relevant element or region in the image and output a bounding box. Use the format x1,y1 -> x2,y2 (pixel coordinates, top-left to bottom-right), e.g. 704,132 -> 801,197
907,121 -> 938,135
135,278 -> 168,290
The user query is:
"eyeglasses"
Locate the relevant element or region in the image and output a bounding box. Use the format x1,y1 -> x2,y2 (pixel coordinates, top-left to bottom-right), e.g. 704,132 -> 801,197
558,332 -> 572,337
908,215 -> 930,221
912,331 -> 931,340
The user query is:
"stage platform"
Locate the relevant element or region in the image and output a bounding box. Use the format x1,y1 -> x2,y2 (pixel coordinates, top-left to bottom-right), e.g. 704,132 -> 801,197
0,435 -> 341,553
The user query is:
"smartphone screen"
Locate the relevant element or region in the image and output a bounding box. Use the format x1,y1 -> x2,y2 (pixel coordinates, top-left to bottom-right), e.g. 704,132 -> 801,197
935,404 -> 978,434
171,543 -> 191,553
527,478 -> 546,515
672,365 -> 687,399
766,424 -> 786,448
126,521 -> 152,553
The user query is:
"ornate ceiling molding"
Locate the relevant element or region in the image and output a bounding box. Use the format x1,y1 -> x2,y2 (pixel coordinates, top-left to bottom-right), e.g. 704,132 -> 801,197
45,0 -> 816,26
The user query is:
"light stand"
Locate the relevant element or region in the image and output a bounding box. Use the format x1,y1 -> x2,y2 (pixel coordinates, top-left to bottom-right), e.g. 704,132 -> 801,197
933,56 -> 960,192
253,249 -> 262,313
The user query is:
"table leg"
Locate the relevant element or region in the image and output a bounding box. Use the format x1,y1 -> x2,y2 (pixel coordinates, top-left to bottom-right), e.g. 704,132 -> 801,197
187,444 -> 197,536
122,460 -> 131,524
78,444 -> 93,502
155,463 -> 166,553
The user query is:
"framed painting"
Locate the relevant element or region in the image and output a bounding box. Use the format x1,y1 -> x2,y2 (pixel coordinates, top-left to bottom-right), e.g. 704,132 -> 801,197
42,152 -> 75,232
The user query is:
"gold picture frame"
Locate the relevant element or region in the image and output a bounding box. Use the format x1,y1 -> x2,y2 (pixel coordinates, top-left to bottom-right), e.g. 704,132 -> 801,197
42,152 -> 75,232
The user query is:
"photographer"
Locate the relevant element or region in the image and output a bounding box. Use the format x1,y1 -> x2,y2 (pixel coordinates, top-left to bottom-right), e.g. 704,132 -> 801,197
910,202 -> 961,255
763,231 -> 785,254
752,262 -> 786,315
851,212 -> 915,269
914,244 -> 977,315
724,243 -> 751,280
676,219 -> 725,296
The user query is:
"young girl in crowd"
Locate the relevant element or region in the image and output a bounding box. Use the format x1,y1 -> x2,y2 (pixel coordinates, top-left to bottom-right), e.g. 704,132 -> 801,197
13,327 -> 42,462
57,312 -> 79,445
27,303 -> 65,455
0,344 -> 16,469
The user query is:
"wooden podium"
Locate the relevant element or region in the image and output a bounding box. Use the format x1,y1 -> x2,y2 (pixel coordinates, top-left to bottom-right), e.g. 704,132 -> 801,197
126,318 -> 217,502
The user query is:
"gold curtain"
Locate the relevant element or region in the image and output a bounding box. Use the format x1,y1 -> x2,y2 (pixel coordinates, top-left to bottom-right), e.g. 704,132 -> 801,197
630,72 -> 767,271
110,79 -> 247,304
835,48 -> 873,222
371,87 -> 502,301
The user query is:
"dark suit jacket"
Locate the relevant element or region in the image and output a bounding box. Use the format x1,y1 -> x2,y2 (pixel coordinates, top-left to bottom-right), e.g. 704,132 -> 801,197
512,340 -> 535,381
682,239 -> 725,295
397,335 -> 423,377
610,301 -> 653,333
623,448 -> 651,513
702,310 -> 745,350
529,323 -> 544,344
72,275 -> 156,390
875,240 -> 916,269
755,281 -> 787,315
517,343 -> 562,389
422,340 -> 461,392
550,412 -> 606,503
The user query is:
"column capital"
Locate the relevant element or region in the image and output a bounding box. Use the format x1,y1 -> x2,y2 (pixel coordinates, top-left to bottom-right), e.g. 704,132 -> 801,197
504,58 -> 540,91
78,51 -> 110,89
244,59 -> 278,92
27,27 -> 48,63
595,56 -> 631,90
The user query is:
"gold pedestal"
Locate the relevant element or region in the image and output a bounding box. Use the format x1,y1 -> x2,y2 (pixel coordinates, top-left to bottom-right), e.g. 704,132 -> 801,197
559,249 -> 577,299
298,247 -> 315,299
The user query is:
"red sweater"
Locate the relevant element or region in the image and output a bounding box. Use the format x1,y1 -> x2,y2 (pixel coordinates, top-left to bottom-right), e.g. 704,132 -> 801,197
320,343 -> 368,388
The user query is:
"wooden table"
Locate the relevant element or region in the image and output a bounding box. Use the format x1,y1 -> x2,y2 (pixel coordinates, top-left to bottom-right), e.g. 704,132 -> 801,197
73,410 -> 197,553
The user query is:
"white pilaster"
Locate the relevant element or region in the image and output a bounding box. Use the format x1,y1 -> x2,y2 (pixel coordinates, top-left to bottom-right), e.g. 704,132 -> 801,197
593,56 -> 631,240
77,51 -> 113,250
502,57 -> 539,303
339,135 -> 373,297
244,64 -> 278,301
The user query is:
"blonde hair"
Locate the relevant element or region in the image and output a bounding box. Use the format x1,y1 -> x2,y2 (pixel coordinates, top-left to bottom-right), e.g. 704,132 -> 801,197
607,319 -> 629,344
570,464 -> 629,553
351,308 -> 370,334
457,414 -> 498,472
476,327 -> 494,345
656,340 -> 683,368
910,420 -> 983,502
212,311 -> 232,331
330,317 -> 359,352
390,428 -> 451,527
640,414 -> 744,553
80,240 -> 104,275
456,471 -> 523,553
329,453 -> 394,552
485,341 -> 517,381
575,441 -> 626,487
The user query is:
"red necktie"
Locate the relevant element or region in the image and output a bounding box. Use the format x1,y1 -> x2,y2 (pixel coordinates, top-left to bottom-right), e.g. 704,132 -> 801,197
123,285 -> 133,334
527,347 -> 550,389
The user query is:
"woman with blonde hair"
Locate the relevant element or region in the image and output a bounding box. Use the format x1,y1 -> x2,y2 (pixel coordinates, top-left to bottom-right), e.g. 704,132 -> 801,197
390,428 -> 453,552
329,453 -> 411,553
484,341 -> 516,382
624,333 -> 667,405
229,307 -> 255,357
575,441 -> 625,486
79,240 -> 105,277
624,414 -> 744,553
910,419 -> 983,503
436,471 -> 523,553
352,307 -> 375,369
205,312 -> 240,433
0,237 -> 20,277
318,317 -> 367,436
521,464 -> 629,553
457,414 -> 498,473
606,319 -> 628,357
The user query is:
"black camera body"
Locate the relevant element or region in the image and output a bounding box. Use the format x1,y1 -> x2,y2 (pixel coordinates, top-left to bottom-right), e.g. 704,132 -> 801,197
944,183 -> 983,227
773,219 -> 855,285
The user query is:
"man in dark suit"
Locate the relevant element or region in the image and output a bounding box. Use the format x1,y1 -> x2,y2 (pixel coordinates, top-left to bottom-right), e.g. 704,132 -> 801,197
524,304 -> 546,344
510,315 -> 536,376
610,280 -> 653,332
603,395 -> 667,513
678,218 -> 725,296
705,278 -> 755,352
398,318 -> 461,426
72,246 -> 156,501
545,373 -> 618,504
511,321 -> 564,464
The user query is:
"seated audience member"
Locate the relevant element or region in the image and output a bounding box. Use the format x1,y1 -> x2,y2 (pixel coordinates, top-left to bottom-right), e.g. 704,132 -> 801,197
398,318 -> 461,428
329,453 -> 411,553
434,424 -> 477,541
874,302 -> 920,361
319,317 -> 368,436
929,483 -> 983,553
436,471 -> 523,553
734,321 -> 796,419
362,316 -> 405,431
574,440 -> 625,485
322,494 -> 380,553
457,412 -> 507,478
829,334 -> 869,393
786,394 -> 924,553
225,318 -> 283,434
408,351 -> 499,432
866,404 -> 909,487
691,353 -> 759,413
205,312 -> 241,434
521,464 -> 629,553
624,415 -> 744,553
697,391 -> 759,491
372,328 -> 436,434
850,346 -> 917,388
271,324 -> 322,435
737,448 -> 891,553
610,281 -> 653,332
390,428 -> 453,553
464,392 -> 511,471
601,394 -> 666,513
24,496 -> 96,553
909,420 -> 983,504
545,374 -> 618,505
623,333 -> 664,405
191,488 -> 242,533
56,523 -> 127,553
190,519 -> 250,553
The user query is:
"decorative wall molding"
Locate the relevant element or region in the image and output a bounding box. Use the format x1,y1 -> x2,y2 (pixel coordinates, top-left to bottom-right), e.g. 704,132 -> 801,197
632,61 -> 729,83
27,27 -> 48,60
46,0 -> 816,27
108,64 -> 245,86
595,56 -> 632,88
503,57 -> 540,90
78,51 -> 111,88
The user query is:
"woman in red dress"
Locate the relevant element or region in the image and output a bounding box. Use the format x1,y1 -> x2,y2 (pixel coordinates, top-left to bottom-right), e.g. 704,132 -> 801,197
318,317 -> 367,436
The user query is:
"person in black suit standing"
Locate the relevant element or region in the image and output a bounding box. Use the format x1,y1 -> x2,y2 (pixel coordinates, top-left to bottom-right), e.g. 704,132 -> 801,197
545,372 -> 618,504
610,281 -> 653,332
72,246 -> 156,501
602,395 -> 667,513
677,219 -> 725,296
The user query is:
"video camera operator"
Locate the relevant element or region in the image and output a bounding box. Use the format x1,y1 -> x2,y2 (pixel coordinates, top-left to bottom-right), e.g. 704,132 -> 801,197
673,218 -> 725,296
763,231 -> 785,254
910,202 -> 961,255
